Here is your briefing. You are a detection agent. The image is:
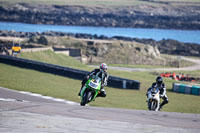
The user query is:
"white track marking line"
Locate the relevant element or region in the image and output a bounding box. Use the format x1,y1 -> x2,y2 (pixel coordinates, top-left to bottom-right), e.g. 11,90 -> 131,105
0,87 -> 79,105
19,91 -> 79,105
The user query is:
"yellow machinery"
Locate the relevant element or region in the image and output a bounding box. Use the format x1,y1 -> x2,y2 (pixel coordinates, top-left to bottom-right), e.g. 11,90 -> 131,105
12,43 -> 21,56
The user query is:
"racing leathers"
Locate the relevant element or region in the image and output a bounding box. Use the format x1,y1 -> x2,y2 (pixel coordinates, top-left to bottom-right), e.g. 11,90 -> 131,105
147,82 -> 169,110
79,69 -> 109,97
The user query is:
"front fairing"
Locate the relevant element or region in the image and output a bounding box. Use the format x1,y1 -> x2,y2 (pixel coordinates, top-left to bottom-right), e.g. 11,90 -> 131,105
148,88 -> 160,101
80,77 -> 101,101
149,92 -> 160,102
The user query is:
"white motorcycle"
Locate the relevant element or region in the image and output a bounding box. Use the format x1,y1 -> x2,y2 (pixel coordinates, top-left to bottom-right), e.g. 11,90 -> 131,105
147,87 -> 160,111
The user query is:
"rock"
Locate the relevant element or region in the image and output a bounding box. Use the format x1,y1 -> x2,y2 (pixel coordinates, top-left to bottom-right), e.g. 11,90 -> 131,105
0,3 -> 200,30
38,36 -> 48,45
0,30 -> 200,58
144,45 -> 159,58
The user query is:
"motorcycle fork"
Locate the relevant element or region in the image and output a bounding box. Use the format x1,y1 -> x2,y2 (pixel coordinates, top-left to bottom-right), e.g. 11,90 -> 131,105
80,86 -> 87,98
90,89 -> 99,101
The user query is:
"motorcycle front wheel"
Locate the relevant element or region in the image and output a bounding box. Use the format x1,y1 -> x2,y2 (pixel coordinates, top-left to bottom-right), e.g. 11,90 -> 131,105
80,91 -> 92,106
150,100 -> 159,111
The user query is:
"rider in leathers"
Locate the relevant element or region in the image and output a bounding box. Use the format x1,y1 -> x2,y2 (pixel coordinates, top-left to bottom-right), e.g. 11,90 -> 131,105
78,63 -> 109,97
147,76 -> 169,110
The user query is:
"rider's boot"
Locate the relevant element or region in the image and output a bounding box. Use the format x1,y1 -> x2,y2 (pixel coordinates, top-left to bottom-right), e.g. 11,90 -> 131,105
159,99 -> 168,110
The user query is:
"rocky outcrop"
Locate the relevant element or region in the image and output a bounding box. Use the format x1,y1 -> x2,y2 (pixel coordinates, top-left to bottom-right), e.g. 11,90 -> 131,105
0,30 -> 195,66
0,30 -> 163,65
0,3 -> 200,30
130,39 -> 200,57
1,30 -> 199,58
29,35 -> 187,67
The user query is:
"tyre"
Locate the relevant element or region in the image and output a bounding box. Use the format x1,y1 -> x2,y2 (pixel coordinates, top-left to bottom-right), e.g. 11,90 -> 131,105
80,91 -> 93,106
151,100 -> 159,111
80,91 -> 87,106
80,101 -> 85,106
151,101 -> 156,111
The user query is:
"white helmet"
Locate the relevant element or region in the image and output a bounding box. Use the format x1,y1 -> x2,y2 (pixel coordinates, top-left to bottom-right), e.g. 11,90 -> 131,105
100,63 -> 108,72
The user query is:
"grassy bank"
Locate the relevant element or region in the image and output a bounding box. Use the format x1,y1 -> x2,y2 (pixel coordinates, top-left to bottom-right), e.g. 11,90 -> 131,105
20,50 -> 199,89
20,50 -> 88,70
0,62 -> 200,114
0,50 -> 200,113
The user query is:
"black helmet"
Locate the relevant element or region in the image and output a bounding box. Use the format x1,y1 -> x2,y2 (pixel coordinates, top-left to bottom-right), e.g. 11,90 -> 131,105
156,76 -> 163,85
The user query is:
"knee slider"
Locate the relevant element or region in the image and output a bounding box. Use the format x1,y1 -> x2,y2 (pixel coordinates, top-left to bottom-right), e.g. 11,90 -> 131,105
102,92 -> 106,97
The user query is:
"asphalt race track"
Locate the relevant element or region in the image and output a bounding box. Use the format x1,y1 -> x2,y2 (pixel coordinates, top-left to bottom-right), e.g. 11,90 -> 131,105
0,87 -> 200,133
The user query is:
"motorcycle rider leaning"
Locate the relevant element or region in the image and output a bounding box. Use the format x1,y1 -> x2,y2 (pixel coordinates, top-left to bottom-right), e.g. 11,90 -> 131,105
147,76 -> 169,110
78,63 -> 109,97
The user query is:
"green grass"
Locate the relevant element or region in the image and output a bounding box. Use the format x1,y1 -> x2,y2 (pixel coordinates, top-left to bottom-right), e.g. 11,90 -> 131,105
20,50 -> 158,89
1,50 -> 200,114
0,62 -> 81,102
0,62 -> 200,114
23,51 -> 180,69
105,64 -> 173,68
20,50 -> 88,70
20,50 -> 198,89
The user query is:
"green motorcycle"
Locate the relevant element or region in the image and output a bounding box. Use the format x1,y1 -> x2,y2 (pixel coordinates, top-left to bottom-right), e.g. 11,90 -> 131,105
80,75 -> 101,106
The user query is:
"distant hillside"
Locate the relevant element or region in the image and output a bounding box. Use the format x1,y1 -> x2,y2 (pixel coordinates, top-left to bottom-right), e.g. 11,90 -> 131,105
1,30 -> 200,58
0,31 -> 195,67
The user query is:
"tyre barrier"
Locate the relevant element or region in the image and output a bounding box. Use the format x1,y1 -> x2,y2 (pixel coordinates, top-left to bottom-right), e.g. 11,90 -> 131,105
0,55 -> 140,90
173,83 -> 200,96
